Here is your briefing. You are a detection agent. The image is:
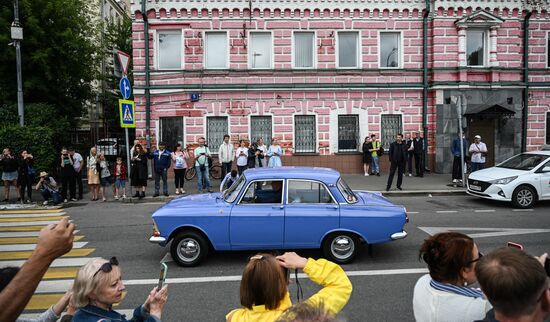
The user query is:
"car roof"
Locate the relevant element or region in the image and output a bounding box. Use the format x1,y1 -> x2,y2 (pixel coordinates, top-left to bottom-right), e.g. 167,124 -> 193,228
525,150 -> 550,156
243,167 -> 341,185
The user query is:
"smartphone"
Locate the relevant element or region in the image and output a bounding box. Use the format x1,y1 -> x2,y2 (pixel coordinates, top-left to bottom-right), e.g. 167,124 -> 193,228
507,242 -> 524,250
158,263 -> 168,290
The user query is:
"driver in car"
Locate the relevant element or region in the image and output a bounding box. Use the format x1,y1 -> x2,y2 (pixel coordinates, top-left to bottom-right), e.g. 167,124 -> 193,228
256,181 -> 282,203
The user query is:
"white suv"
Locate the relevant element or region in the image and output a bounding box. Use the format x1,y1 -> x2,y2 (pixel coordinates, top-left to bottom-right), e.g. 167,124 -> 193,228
467,151 -> 550,208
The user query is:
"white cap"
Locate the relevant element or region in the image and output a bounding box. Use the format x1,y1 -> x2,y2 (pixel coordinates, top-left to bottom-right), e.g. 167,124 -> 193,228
474,135 -> 481,139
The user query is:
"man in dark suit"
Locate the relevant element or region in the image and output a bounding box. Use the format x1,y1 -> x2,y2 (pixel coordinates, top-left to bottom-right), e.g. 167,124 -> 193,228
386,133 -> 408,192
413,131 -> 424,177
405,132 -> 414,177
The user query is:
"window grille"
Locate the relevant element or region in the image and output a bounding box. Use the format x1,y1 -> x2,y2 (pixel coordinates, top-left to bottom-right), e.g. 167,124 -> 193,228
338,115 -> 359,152
207,117 -> 228,153
294,115 -> 316,153
251,116 -> 272,145
381,115 -> 403,150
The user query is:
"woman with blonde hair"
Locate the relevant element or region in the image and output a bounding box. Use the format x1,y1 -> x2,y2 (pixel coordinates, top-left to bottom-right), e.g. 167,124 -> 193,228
86,147 -> 100,201
72,257 -> 168,322
226,252 -> 352,322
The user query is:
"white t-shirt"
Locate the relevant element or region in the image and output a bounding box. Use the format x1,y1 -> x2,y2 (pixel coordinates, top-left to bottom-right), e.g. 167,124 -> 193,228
235,147 -> 248,166
469,142 -> 488,163
72,153 -> 83,171
413,274 -> 491,322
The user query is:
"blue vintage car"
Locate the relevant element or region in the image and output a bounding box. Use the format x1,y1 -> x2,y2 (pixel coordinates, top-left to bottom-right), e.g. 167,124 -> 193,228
149,167 -> 408,266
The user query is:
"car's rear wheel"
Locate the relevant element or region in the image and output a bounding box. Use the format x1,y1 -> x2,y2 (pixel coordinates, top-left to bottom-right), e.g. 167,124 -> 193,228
322,232 -> 359,264
170,231 -> 209,267
512,185 -> 537,209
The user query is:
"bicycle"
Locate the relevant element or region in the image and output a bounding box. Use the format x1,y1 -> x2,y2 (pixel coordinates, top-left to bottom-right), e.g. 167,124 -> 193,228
185,163 -> 222,181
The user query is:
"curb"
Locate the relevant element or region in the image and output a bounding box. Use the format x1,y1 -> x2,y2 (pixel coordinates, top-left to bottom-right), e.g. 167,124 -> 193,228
382,189 -> 467,197
0,205 -> 64,211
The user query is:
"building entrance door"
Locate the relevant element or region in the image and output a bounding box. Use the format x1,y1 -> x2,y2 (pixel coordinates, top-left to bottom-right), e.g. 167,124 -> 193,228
467,118 -> 495,166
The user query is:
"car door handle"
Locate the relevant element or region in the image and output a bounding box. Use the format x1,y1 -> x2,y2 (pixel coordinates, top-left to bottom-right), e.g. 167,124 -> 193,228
272,205 -> 284,209
326,205 -> 338,209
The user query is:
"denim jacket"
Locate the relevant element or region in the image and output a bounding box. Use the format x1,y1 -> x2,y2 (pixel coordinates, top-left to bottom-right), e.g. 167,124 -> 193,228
72,305 -> 160,322
147,150 -> 172,172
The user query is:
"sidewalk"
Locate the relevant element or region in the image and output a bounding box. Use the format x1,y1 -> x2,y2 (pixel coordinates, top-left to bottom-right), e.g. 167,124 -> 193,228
0,171 -> 465,209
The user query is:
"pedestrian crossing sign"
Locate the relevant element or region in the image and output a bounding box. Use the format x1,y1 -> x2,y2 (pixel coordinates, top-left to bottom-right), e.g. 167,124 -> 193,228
119,99 -> 136,128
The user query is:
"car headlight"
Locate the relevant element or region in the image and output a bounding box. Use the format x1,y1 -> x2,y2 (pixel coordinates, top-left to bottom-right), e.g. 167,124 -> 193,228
489,176 -> 518,185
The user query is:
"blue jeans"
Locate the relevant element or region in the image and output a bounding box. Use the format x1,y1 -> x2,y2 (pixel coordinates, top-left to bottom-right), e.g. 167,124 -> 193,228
372,156 -> 380,174
471,162 -> 485,172
41,189 -> 61,204
154,168 -> 168,194
196,165 -> 212,192
222,161 -> 232,178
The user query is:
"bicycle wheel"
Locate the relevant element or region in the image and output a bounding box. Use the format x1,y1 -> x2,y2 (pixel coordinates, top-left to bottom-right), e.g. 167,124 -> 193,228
209,165 -> 222,180
185,167 -> 196,180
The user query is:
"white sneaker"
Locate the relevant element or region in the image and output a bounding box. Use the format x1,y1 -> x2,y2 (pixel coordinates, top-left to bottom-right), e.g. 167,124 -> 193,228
364,173 -> 369,176
43,201 -> 48,205
63,199 -> 68,203
114,195 -> 119,200
122,194 -> 127,199
408,173 -> 412,177
452,179 -> 458,183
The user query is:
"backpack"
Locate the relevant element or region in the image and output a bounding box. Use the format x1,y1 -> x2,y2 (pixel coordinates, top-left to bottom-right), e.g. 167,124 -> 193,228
377,146 -> 384,157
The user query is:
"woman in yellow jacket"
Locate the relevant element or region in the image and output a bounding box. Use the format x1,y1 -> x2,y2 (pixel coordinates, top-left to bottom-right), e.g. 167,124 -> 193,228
226,252 -> 352,322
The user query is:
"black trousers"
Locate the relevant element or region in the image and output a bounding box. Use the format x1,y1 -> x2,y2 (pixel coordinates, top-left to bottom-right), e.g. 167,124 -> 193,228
414,153 -> 423,176
222,162 -> 232,178
174,169 -> 186,188
75,171 -> 83,199
19,177 -> 33,200
407,152 -> 413,174
452,156 -> 463,180
60,171 -> 76,200
387,161 -> 405,189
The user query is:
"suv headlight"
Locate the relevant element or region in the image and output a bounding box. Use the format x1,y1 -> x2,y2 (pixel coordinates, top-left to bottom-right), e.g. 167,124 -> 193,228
489,176 -> 518,185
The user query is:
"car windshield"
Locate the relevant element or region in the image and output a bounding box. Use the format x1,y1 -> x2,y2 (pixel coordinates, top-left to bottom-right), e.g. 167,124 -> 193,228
223,175 -> 246,203
496,154 -> 549,171
337,178 -> 358,204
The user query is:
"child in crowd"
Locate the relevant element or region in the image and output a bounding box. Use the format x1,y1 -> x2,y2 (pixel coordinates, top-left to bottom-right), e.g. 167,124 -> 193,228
220,169 -> 239,192
112,157 -> 127,200
98,153 -> 111,202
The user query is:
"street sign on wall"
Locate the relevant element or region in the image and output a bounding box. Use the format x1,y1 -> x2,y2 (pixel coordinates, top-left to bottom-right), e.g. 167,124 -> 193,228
119,99 -> 136,128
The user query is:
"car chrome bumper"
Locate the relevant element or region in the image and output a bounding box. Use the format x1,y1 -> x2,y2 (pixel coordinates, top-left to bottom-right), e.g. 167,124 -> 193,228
149,236 -> 166,244
391,231 -> 408,240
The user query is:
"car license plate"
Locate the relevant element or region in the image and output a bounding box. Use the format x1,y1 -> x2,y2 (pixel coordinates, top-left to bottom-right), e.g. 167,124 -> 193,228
470,185 -> 481,191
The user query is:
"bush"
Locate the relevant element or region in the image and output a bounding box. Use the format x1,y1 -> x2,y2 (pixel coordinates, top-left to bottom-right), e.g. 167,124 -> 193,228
0,126 -> 56,174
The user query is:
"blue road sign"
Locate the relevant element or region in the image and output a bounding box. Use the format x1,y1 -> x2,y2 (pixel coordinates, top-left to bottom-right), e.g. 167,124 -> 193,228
119,76 -> 132,99
119,99 -> 135,128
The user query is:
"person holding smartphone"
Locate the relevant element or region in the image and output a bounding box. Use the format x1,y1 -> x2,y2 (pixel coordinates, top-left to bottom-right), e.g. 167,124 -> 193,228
194,137 -> 212,193
235,140 -> 248,175
267,138 -> 283,168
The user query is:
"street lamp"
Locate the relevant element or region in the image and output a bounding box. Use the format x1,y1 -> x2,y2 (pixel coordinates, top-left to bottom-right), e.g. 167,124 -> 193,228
11,0 -> 24,126
451,95 -> 467,187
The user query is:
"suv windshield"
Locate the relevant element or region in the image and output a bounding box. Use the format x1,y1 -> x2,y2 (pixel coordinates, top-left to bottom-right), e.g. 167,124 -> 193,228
337,178 -> 358,203
496,154 -> 549,171
223,175 -> 246,203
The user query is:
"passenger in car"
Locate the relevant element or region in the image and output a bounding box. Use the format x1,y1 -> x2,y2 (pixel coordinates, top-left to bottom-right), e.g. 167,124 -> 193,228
255,181 -> 282,203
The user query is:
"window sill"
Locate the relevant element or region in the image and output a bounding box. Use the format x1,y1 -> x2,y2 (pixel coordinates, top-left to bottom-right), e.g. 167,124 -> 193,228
292,152 -> 320,156
334,152 -> 362,155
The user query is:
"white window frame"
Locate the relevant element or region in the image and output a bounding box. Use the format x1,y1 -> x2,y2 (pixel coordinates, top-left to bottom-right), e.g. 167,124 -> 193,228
336,31 -> 361,69
292,31 -> 316,69
466,29 -> 489,67
248,31 -> 273,69
155,29 -> 183,70
378,31 -> 404,69
204,31 -> 229,69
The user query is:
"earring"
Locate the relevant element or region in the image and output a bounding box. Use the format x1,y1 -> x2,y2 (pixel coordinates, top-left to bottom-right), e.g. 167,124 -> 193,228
463,281 -> 468,287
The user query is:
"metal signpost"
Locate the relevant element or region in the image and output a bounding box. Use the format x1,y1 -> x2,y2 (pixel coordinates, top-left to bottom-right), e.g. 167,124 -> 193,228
457,95 -> 466,187
117,50 -> 133,195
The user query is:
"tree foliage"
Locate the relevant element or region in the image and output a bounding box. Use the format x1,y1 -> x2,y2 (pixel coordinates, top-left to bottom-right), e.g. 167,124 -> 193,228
0,0 -> 99,127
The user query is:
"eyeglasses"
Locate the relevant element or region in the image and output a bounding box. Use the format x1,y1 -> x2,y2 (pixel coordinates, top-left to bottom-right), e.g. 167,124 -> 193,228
93,257 -> 119,278
468,252 -> 483,264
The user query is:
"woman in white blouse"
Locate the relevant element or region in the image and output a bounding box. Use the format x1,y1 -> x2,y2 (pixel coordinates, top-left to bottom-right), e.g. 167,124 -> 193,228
235,140 -> 249,175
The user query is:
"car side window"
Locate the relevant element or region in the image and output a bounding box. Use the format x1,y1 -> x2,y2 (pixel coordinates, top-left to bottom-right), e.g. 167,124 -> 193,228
287,180 -> 334,204
239,180 -> 283,204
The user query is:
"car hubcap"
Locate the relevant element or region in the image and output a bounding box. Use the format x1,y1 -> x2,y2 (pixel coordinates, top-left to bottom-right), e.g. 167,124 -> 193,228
178,238 -> 200,262
517,189 -> 533,207
331,236 -> 355,260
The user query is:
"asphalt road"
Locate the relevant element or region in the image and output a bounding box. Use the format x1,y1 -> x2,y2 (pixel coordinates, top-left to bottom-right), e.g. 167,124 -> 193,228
63,195 -> 550,321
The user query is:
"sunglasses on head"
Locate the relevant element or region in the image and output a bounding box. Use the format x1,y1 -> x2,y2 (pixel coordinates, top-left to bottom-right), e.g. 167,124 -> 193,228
93,257 -> 119,278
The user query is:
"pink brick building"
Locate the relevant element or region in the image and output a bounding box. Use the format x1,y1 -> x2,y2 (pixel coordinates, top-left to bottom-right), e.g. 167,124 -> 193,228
131,0 -> 550,173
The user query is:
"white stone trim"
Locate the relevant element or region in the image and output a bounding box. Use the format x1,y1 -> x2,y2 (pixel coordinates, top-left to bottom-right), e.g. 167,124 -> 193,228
329,101 -> 367,154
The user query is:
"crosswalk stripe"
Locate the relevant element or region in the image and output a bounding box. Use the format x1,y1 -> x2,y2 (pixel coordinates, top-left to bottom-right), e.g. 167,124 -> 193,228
0,212 -> 67,218
0,216 -> 66,223
20,309 -> 133,319
36,280 -> 73,293
0,230 -> 80,238
0,242 -> 88,252
0,257 -> 99,268
0,220 -> 59,227
0,209 -> 63,214
25,292 -> 126,311
0,248 -> 95,260
0,226 -> 47,232
43,267 -> 80,280
0,235 -> 84,244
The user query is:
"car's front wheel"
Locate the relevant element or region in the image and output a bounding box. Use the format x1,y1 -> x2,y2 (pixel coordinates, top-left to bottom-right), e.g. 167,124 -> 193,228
170,231 -> 209,267
511,185 -> 537,209
322,232 -> 359,264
